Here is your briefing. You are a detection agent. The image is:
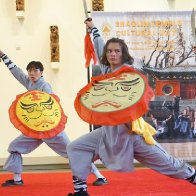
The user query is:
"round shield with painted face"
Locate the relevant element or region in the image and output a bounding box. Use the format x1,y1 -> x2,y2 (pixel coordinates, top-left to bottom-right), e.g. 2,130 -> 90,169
75,66 -> 154,125
9,90 -> 67,139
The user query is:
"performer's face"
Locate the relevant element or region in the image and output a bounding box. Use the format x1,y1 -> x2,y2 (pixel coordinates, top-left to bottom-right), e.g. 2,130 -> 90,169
27,67 -> 43,83
106,42 -> 122,68
16,91 -> 61,131
81,72 -> 145,112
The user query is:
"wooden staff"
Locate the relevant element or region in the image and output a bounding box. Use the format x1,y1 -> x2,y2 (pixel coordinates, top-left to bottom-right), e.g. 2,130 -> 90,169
82,0 -> 93,132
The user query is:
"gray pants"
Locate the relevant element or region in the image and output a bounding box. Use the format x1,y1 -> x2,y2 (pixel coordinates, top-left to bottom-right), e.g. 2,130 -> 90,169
3,131 -> 70,173
67,128 -> 195,181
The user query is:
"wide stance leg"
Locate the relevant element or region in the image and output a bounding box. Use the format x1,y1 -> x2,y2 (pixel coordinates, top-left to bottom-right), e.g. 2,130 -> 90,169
2,134 -> 42,187
67,129 -> 101,179
4,134 -> 42,174
43,131 -> 70,158
67,129 -> 102,196
133,135 -> 195,183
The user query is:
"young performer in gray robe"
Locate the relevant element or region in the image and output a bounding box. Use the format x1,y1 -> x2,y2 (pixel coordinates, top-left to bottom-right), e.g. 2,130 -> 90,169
0,50 -> 108,187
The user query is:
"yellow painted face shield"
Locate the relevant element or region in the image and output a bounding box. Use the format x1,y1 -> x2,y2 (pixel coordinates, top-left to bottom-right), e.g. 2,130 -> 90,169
9,90 -> 67,139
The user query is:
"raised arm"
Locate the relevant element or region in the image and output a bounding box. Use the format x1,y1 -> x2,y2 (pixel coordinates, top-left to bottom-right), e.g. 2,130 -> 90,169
0,50 -> 16,70
0,50 -> 29,89
85,18 -> 105,64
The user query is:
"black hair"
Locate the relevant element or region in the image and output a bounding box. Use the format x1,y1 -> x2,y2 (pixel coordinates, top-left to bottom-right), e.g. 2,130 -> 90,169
26,61 -> 44,71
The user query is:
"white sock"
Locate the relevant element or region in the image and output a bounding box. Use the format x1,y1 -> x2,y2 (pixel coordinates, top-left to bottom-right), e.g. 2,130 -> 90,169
14,173 -> 22,181
91,163 -> 105,179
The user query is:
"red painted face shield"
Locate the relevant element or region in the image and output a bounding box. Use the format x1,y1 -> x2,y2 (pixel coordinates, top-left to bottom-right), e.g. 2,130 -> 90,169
75,66 -> 154,125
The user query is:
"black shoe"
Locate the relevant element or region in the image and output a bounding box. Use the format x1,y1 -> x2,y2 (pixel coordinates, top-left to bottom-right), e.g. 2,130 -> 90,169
186,170 -> 196,185
2,179 -> 24,187
67,190 -> 89,196
92,178 -> 109,186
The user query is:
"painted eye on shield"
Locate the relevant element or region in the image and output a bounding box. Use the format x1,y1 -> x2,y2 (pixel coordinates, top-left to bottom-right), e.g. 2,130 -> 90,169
26,107 -> 35,113
121,86 -> 132,91
44,105 -> 52,110
93,85 -> 105,91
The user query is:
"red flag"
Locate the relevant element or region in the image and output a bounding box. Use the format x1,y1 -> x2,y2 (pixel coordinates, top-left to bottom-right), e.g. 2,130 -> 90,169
84,33 -> 97,68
